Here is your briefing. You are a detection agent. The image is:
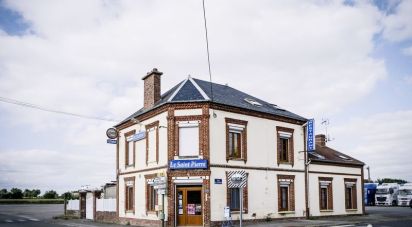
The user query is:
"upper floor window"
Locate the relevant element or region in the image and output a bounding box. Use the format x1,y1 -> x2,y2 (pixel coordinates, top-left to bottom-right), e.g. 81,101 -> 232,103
344,179 -> 357,210
125,130 -> 136,167
226,118 -> 248,162
146,121 -> 159,164
276,127 -> 294,166
178,121 -> 199,157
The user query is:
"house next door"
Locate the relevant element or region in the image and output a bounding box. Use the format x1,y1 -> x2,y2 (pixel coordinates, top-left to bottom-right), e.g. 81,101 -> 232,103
177,186 -> 203,226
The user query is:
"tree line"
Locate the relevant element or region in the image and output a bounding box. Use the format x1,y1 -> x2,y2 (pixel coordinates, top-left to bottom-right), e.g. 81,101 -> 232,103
0,188 -> 64,199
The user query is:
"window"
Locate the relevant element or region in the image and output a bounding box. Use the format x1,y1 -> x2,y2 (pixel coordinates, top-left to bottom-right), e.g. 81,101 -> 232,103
344,179 -> 357,210
279,138 -> 288,162
277,175 -> 295,212
229,188 -> 240,210
125,177 -> 135,212
226,118 -> 247,161
229,131 -> 241,158
226,172 -> 248,213
147,185 -> 158,212
319,177 -> 333,210
178,122 -> 199,157
280,186 -> 289,210
125,130 -> 136,167
276,127 -> 294,165
145,121 -> 159,164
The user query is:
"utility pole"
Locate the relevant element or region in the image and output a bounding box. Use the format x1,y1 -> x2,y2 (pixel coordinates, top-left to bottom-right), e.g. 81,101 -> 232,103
366,166 -> 371,182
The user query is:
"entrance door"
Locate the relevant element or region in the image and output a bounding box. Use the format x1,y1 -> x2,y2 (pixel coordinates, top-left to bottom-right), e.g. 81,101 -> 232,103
177,186 -> 203,226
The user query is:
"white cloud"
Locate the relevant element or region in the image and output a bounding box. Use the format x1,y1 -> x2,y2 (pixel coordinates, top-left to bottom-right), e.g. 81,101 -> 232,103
382,0 -> 412,42
403,75 -> 412,85
0,0 -> 392,190
329,110 -> 412,182
402,45 -> 412,56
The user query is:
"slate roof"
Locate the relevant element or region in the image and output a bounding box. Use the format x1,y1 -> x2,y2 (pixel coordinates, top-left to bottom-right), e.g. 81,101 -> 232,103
308,144 -> 364,166
115,76 -> 307,127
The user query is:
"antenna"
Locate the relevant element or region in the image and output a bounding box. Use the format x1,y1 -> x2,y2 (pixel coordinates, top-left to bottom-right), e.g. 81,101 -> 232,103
202,0 -> 217,118
321,118 -> 334,142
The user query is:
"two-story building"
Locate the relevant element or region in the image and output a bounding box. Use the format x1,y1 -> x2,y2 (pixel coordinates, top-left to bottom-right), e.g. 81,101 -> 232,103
113,68 -> 364,226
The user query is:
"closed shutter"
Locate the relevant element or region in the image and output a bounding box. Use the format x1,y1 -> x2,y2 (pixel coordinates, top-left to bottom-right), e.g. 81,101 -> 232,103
179,126 -> 199,156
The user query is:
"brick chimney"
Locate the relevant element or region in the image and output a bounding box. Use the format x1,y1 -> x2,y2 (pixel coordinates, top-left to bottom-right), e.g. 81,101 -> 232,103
142,68 -> 163,109
315,134 -> 326,146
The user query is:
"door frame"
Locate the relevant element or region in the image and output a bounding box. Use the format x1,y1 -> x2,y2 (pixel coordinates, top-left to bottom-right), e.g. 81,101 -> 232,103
175,184 -> 203,226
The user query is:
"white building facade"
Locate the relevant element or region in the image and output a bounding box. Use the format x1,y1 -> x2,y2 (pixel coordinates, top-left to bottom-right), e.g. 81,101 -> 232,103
114,68 -> 365,226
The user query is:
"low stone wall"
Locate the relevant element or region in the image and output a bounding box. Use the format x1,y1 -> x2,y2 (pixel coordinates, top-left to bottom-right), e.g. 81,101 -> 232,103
66,210 -> 80,217
95,211 -> 118,223
118,217 -> 162,227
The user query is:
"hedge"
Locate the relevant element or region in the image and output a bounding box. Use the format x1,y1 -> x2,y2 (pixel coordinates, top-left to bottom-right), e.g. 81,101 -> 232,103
0,199 -> 64,204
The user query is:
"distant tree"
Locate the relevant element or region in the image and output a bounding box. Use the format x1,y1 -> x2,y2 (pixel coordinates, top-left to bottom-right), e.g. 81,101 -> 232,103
377,178 -> 407,184
32,189 -> 41,198
0,189 -> 11,199
23,189 -> 31,198
43,190 -> 58,199
10,188 -> 23,199
60,192 -> 74,200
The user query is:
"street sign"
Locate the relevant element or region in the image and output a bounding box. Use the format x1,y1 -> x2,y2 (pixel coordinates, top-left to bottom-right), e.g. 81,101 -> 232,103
130,131 -> 146,142
307,119 -> 315,152
154,184 -> 167,190
107,139 -> 117,144
214,178 -> 222,184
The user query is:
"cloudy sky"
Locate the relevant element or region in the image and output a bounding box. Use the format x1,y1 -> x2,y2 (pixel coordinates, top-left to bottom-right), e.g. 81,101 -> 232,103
0,0 -> 411,194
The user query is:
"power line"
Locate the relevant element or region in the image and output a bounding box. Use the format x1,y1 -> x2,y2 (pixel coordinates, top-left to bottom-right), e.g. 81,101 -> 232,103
202,0 -> 214,102
0,96 -> 120,122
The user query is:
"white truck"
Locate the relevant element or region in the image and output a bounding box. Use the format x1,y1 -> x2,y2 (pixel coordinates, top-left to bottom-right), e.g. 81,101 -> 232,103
375,183 -> 399,206
397,183 -> 412,207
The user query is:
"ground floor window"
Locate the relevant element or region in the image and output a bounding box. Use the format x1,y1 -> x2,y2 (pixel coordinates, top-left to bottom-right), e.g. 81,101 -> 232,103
147,185 -> 158,212
319,177 -> 333,210
344,178 -> 357,210
226,172 -> 248,213
125,177 -> 135,212
277,175 -> 295,212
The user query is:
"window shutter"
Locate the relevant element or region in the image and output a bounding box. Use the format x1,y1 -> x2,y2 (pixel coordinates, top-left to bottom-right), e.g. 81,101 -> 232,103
352,185 -> 357,209
328,183 -> 333,210
179,126 -> 199,156
148,129 -> 156,162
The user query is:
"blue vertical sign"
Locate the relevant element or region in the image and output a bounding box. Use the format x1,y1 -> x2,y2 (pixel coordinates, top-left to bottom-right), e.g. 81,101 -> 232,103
307,119 -> 315,152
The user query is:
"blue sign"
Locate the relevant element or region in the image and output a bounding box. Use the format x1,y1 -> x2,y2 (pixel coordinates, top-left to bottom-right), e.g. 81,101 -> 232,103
169,159 -> 208,170
128,131 -> 146,142
214,179 -> 222,184
307,119 -> 315,152
107,139 -> 117,144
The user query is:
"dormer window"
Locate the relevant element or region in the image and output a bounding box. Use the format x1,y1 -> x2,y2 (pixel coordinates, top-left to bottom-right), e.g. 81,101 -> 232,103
312,152 -> 325,160
337,154 -> 351,160
244,98 -> 262,107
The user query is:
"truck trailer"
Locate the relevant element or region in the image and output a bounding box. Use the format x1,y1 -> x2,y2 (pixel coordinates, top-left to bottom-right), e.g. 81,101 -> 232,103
375,183 -> 399,206
364,183 -> 378,206
398,183 -> 412,207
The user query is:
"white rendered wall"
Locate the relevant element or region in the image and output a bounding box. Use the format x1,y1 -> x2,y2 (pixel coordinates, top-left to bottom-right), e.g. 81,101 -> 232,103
308,164 -> 363,216
118,169 -> 168,219
118,111 -> 168,173
209,109 -> 306,170
210,167 -> 306,221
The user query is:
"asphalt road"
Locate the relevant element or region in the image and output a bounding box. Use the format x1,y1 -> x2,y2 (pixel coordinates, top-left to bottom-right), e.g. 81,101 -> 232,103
0,204 -> 63,227
0,204 -> 411,226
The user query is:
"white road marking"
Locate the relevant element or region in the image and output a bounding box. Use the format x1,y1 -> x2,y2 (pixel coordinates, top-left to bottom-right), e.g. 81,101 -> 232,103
17,219 -> 26,222
18,215 -> 40,221
5,219 -> 13,223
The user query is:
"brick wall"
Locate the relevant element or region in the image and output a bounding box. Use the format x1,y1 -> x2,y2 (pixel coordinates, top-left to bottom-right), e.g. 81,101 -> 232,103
95,211 -> 118,223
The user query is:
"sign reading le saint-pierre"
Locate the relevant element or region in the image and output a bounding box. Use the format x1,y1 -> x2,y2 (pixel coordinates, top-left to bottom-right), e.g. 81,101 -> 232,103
169,159 -> 208,170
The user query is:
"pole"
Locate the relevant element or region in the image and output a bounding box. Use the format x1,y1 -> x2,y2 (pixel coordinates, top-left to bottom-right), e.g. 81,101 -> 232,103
162,194 -> 165,227
239,187 -> 243,227
367,166 -> 371,182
